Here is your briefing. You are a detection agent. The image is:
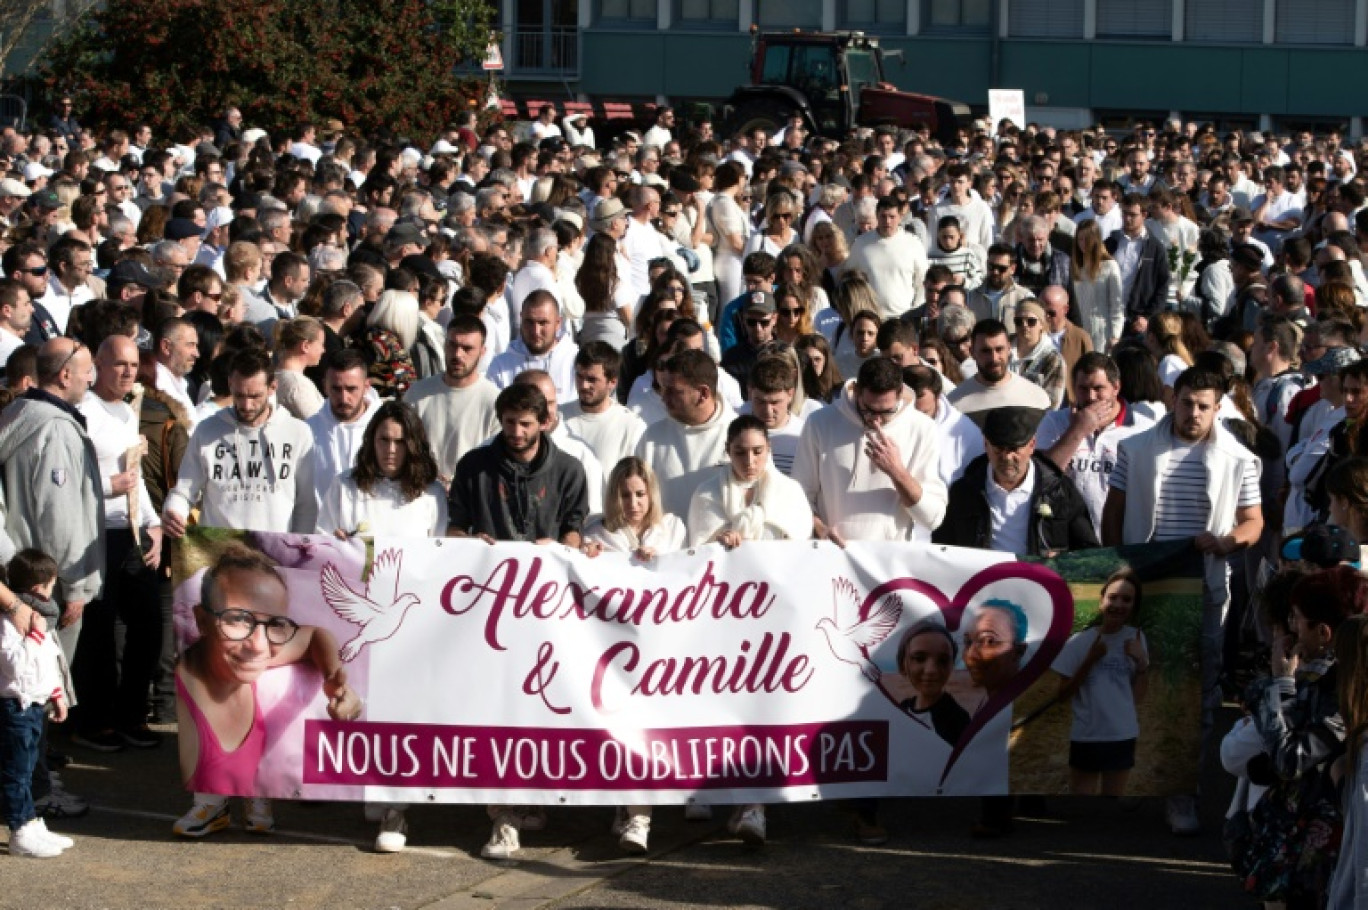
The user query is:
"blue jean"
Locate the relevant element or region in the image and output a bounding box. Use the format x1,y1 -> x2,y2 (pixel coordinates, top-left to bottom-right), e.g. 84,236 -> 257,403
0,698 -> 44,830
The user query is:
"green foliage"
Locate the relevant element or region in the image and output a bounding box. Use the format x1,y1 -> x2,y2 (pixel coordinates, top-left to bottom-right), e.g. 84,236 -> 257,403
35,0 -> 482,143
430,0 -> 499,67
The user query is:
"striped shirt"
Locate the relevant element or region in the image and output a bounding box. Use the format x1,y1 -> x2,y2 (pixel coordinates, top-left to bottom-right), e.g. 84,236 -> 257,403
1110,435 -> 1260,541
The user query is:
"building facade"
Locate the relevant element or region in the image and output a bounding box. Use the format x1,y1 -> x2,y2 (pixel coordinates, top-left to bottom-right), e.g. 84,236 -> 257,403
500,0 -> 1368,134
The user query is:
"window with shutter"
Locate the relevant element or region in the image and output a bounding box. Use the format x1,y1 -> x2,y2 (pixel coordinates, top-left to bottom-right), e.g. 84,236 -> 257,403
1008,0 -> 1084,38
758,0 -> 822,28
678,0 -> 739,24
1185,0 -> 1262,43
840,0 -> 907,32
926,0 -> 991,30
1096,0 -> 1172,38
1276,0 -> 1353,44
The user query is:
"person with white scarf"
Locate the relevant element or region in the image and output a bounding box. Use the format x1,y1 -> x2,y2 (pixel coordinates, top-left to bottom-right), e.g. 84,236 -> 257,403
1009,299 -> 1066,409
582,457 -> 685,561
684,415 -> 813,847
580,457 -> 685,855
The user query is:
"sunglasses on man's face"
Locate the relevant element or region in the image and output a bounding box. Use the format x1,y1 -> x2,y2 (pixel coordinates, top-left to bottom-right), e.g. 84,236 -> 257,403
1014,316 -> 1039,327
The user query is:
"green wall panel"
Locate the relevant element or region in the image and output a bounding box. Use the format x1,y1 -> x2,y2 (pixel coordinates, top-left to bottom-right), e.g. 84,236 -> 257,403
577,30 -> 1368,118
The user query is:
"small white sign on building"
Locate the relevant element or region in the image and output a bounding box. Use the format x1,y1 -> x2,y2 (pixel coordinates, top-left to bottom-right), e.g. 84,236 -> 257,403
988,89 -> 1026,133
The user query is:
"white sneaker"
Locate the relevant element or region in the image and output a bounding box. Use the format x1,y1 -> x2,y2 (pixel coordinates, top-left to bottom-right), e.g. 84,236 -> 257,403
1165,795 -> 1200,836
244,798 -> 275,834
9,819 -> 63,858
518,805 -> 547,832
375,808 -> 407,853
33,819 -> 72,850
728,805 -> 766,845
363,802 -> 385,823
172,797 -> 230,838
683,802 -> 713,821
480,814 -> 521,859
618,814 -> 650,855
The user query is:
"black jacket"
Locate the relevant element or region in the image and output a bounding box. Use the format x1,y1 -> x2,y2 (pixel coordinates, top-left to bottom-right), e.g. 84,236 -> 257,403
1104,231 -> 1171,320
448,433 -> 589,542
932,454 -> 1099,556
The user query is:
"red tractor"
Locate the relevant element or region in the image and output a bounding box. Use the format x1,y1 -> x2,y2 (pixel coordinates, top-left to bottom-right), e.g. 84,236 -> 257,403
722,30 -> 971,146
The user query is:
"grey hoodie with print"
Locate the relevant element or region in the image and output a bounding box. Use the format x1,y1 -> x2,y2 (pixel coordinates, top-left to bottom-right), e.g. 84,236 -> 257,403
163,402 -> 317,533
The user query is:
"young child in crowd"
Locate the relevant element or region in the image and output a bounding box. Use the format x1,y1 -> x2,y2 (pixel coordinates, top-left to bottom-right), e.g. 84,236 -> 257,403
929,216 -> 984,290
0,550 -> 73,858
1052,568 -> 1148,797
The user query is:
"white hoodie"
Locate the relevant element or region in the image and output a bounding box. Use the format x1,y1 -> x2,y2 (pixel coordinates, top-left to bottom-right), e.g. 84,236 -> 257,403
164,404 -> 318,533
792,381 -> 946,541
635,399 -> 736,520
306,396 -> 379,503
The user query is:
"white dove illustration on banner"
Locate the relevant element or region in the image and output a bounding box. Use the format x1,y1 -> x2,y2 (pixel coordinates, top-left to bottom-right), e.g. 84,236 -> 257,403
816,577 -> 902,682
321,549 -> 421,661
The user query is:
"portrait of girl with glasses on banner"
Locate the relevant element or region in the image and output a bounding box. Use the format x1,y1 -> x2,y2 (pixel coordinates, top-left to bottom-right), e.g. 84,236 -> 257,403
172,544 -> 361,839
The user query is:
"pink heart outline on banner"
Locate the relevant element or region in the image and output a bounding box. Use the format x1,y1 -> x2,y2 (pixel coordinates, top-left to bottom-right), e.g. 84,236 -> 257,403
860,560 -> 1074,787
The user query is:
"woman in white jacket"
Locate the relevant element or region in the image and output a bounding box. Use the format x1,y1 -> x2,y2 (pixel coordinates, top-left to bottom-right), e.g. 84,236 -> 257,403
685,415 -> 813,848
317,400 -> 447,540
1070,219 -> 1123,352
316,399 -> 446,856
581,457 -> 686,561
580,457 -> 685,856
688,415 -> 814,549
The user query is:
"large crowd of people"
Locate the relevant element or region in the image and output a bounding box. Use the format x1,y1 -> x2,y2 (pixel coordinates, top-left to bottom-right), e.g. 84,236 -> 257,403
0,95 -> 1364,903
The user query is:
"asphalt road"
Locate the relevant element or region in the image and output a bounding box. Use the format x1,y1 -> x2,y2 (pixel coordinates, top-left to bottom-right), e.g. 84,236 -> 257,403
0,718 -> 1247,910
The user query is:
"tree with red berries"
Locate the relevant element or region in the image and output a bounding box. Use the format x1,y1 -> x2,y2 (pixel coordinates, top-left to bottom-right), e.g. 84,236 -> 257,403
37,0 -> 493,142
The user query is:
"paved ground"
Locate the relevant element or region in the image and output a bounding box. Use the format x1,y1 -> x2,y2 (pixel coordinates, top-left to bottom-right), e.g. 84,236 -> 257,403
0,718 -> 1248,910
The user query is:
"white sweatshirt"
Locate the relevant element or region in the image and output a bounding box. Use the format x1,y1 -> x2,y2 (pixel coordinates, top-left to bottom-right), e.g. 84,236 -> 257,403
843,229 -> 928,319
316,474 -> 448,538
635,400 -> 736,519
404,375 -> 501,481
562,400 -> 647,475
306,398 -> 379,503
792,382 -> 946,541
164,404 -> 318,533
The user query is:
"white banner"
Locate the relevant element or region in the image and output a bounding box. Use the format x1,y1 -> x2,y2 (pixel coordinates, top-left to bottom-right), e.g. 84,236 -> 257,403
174,532 -> 1201,804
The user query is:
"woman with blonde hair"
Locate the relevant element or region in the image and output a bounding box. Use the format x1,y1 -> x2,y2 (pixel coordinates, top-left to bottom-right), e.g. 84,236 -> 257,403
1145,311 -> 1193,406
777,242 -> 836,336
580,456 -> 686,856
830,269 -> 881,375
743,189 -> 801,258
363,290 -> 419,398
809,220 -> 849,301
273,316 -> 325,419
1070,218 -> 1123,351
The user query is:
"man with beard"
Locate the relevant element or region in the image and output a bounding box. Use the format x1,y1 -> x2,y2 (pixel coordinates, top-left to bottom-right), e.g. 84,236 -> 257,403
967,243 -> 1034,326
162,347 -> 317,535
1103,367 -> 1262,836
486,290 -> 578,404
404,315 -> 500,483
946,319 -> 1051,426
561,342 -> 645,473
306,350 -> 378,503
